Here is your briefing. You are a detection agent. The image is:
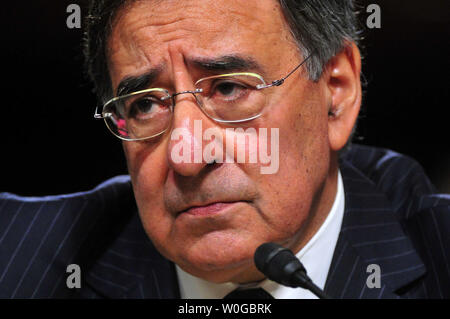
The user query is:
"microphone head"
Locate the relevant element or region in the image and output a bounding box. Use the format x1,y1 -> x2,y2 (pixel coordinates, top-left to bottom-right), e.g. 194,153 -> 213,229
254,242 -> 306,287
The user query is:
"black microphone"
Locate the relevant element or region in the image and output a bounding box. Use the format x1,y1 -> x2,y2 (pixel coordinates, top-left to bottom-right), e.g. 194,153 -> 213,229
254,242 -> 331,299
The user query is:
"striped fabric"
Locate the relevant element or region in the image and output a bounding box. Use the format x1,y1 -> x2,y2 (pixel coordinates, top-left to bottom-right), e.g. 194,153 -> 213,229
0,144 -> 449,298
0,176 -> 179,298
325,145 -> 450,298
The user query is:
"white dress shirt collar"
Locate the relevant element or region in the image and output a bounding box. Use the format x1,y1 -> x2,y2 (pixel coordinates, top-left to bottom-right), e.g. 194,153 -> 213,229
176,170 -> 345,299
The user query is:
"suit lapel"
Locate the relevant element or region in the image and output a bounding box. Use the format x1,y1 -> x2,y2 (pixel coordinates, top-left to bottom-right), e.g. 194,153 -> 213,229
324,159 -> 426,298
83,206 -> 179,299
125,261 -> 180,299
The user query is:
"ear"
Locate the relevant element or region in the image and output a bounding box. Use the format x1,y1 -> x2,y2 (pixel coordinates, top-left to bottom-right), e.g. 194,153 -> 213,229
325,42 -> 362,151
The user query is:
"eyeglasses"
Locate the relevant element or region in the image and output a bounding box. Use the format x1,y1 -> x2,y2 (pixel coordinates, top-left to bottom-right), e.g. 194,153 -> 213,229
94,53 -> 313,141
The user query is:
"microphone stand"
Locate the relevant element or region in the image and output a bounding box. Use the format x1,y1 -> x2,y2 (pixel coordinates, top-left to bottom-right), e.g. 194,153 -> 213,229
292,271 -> 331,299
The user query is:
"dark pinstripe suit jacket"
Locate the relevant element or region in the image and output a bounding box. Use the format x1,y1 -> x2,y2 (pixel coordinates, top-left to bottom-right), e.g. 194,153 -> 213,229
1,145 -> 449,298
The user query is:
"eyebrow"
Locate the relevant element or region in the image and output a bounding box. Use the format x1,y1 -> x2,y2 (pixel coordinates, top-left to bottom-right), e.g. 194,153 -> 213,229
192,55 -> 262,73
115,55 -> 263,97
116,68 -> 161,97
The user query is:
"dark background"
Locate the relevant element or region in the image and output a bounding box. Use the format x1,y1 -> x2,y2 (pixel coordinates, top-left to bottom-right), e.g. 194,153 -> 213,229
0,0 -> 449,196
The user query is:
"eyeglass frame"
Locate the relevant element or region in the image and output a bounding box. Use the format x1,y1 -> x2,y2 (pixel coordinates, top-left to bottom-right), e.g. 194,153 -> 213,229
94,52 -> 314,141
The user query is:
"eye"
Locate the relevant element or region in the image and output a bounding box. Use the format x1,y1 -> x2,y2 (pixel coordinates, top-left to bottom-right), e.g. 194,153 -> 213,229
131,97 -> 155,114
128,96 -> 166,120
211,80 -> 249,101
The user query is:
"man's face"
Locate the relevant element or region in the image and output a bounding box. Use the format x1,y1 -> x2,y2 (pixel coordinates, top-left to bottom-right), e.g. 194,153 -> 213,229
107,0 -> 336,283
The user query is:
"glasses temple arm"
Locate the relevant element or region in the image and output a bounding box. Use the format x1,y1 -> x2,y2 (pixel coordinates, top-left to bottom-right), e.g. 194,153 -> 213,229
94,106 -> 103,119
257,51 -> 314,89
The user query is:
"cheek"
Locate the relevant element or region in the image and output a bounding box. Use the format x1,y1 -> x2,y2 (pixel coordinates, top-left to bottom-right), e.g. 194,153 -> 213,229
278,82 -> 330,179
122,140 -> 173,240
123,138 -> 167,189
253,170 -> 313,241
249,87 -> 330,236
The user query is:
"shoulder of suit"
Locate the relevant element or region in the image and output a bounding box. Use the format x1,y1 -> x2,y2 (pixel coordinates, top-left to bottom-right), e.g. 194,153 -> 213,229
341,144 -> 449,220
0,175 -> 132,203
0,175 -> 134,221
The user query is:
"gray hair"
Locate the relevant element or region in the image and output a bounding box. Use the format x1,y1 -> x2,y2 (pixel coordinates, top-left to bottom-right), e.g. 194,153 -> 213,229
84,0 -> 362,103
279,0 -> 362,81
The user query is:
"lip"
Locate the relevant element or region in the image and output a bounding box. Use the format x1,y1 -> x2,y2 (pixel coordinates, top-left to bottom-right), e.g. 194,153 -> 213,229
180,201 -> 242,217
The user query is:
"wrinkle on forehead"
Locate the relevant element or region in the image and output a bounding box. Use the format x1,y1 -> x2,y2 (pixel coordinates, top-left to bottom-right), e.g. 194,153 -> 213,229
107,0 -> 296,87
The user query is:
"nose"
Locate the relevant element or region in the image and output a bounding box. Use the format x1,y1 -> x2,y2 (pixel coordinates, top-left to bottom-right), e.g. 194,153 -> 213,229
166,45 -> 223,176
166,92 -> 221,176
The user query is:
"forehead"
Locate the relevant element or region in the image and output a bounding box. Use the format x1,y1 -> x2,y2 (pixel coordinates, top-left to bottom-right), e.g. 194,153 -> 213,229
107,0 -> 299,86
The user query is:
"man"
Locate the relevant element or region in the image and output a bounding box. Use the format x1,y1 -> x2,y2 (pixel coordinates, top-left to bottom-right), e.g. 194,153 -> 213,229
0,0 -> 449,299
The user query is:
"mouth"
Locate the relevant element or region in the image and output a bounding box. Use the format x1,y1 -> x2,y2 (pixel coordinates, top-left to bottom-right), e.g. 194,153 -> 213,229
179,201 -> 246,217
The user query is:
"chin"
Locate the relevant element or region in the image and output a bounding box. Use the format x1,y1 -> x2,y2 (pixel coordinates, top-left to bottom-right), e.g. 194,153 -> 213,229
183,260 -> 257,284
175,237 -> 258,281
